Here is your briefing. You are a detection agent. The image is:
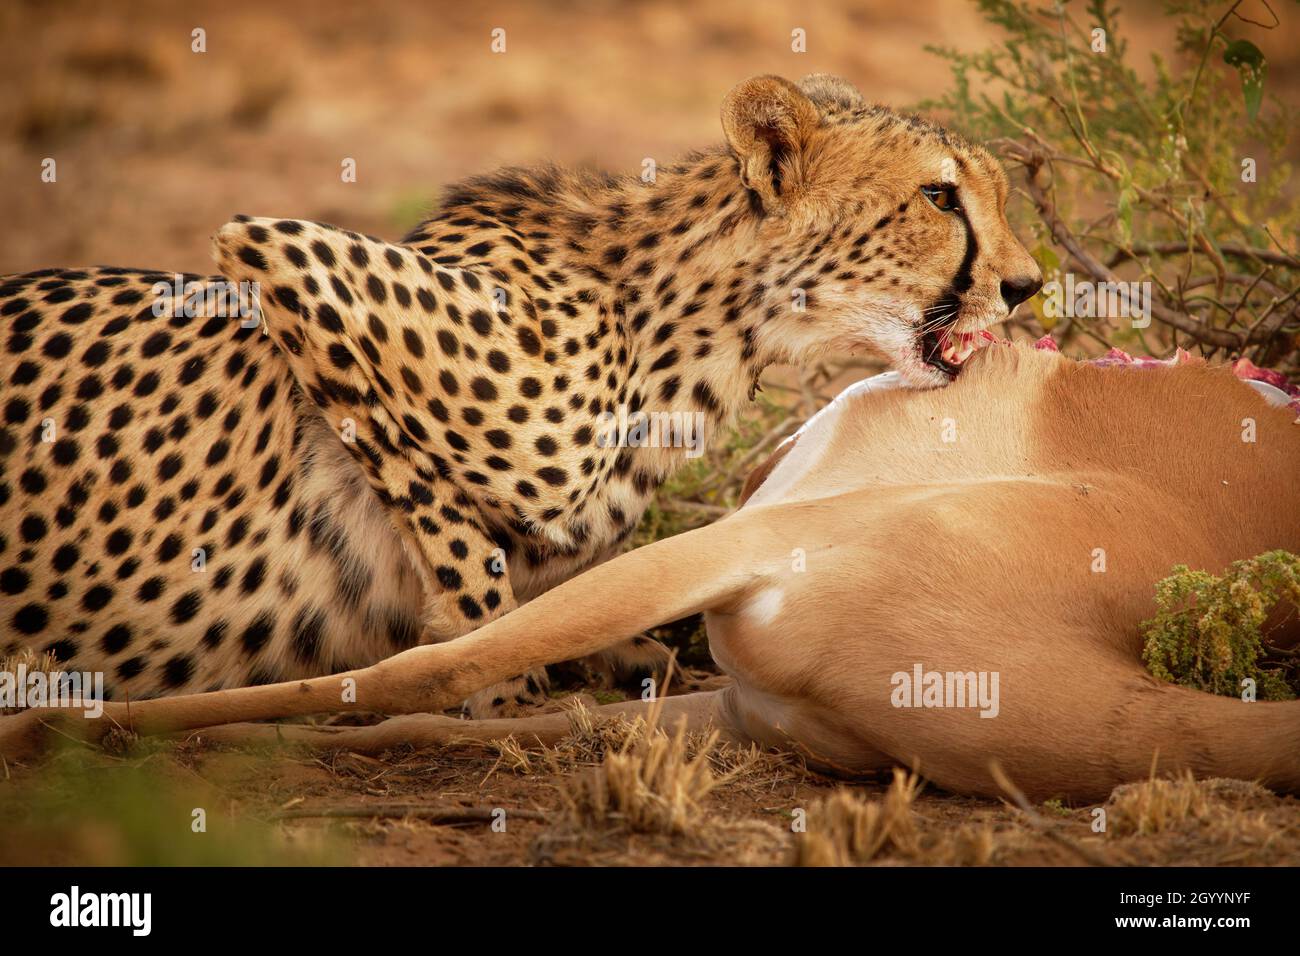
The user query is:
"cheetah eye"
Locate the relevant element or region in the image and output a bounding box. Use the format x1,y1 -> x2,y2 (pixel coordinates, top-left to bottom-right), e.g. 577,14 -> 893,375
921,184 -> 961,213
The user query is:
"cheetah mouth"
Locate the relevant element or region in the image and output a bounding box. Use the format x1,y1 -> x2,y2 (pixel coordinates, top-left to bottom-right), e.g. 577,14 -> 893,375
921,325 -> 993,378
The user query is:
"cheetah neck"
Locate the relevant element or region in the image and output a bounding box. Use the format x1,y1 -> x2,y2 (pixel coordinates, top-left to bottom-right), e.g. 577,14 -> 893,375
578,152 -> 784,425
414,151 -> 799,433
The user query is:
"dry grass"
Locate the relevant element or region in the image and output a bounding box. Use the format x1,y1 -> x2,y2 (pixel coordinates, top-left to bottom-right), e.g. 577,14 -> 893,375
557,703 -> 745,837
552,698 -> 649,766
484,734 -> 538,777
1,647 -> 60,676
508,696 -> 798,864
4,655 -> 1294,867
1105,772 -> 1276,839
929,823 -> 999,866
4,698 -> 1297,865
794,769 -> 922,866
0,648 -> 61,716
790,769 -> 1296,867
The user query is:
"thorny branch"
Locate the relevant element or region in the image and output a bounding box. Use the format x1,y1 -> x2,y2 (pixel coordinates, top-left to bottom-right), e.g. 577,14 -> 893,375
996,138 -> 1298,358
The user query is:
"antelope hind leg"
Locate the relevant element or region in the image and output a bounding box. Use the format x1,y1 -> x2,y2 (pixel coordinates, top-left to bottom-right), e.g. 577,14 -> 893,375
172,690 -> 740,754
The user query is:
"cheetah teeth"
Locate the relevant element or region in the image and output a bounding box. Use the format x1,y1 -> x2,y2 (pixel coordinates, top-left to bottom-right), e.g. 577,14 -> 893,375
938,329 -> 995,366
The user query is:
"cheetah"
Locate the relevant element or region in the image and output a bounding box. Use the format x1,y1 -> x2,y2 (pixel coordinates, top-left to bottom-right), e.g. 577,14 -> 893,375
0,74 -> 1040,714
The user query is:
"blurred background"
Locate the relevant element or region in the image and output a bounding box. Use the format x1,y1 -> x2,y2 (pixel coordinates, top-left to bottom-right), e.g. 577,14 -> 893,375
1,0 -> 1295,275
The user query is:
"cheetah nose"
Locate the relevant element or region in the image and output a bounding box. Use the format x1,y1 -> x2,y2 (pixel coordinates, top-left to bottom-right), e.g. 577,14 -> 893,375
1000,275 -> 1042,309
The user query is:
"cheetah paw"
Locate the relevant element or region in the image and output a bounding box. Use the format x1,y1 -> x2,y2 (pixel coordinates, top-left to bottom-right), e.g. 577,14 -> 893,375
462,669 -> 551,719
584,636 -> 674,695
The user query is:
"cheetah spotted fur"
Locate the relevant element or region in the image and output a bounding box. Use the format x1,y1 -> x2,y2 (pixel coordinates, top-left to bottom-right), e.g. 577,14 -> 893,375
0,74 -> 1041,715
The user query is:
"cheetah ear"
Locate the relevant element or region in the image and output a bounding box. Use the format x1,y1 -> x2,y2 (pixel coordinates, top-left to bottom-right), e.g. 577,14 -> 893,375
797,74 -> 866,113
721,75 -> 820,215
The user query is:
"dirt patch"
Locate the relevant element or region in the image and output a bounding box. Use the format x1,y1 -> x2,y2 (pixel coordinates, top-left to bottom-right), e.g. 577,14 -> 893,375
3,690 -> 1297,866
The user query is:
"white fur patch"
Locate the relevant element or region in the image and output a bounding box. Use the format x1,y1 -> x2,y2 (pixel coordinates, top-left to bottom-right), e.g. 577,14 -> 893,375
744,587 -> 785,627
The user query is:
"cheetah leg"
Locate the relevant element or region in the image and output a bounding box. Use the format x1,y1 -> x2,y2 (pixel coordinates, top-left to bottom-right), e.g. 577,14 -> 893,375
341,419 -> 518,640
581,636 -> 676,690
309,403 -> 546,714
211,219 -> 519,643
0,518 -> 759,761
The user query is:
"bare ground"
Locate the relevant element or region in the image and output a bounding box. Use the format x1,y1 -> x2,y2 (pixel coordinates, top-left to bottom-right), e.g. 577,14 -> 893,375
3,675 -> 1298,867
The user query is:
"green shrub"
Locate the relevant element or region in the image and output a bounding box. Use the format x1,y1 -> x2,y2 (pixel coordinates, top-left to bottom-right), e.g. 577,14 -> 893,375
1141,549 -> 1300,700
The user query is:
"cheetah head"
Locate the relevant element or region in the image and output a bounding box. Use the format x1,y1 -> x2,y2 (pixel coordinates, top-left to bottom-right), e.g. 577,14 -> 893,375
722,74 -> 1042,388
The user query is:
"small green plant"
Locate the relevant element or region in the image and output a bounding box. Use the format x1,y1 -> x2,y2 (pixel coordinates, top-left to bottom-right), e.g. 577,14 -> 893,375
1042,797 -> 1074,817
387,188 -> 436,234
1141,549 -> 1300,700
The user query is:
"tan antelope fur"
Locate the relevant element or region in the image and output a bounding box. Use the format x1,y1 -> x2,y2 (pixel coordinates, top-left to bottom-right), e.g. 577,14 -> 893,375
3,344 -> 1298,800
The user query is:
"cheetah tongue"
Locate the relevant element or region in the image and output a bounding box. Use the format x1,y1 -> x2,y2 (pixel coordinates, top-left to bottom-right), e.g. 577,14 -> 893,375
939,328 -> 996,367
